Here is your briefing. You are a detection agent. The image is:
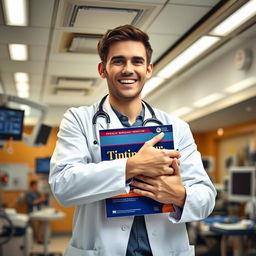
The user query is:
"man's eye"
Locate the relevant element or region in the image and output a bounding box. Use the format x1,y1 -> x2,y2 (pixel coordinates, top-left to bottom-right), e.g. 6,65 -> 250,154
133,60 -> 144,65
112,59 -> 124,65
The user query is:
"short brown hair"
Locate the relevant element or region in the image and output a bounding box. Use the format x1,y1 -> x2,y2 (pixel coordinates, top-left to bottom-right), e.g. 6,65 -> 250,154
97,24 -> 153,65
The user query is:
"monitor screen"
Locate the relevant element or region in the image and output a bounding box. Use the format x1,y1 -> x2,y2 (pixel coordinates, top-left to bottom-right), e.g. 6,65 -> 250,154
228,166 -> 256,202
35,157 -> 51,174
0,107 -> 24,141
34,124 -> 52,145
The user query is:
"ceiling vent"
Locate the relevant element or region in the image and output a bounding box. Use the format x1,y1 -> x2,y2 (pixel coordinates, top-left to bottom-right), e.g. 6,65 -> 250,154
68,33 -> 102,53
54,77 -> 97,96
64,4 -> 146,29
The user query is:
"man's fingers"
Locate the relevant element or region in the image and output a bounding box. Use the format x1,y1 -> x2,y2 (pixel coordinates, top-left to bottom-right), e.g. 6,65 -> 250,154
145,132 -> 164,147
172,158 -> 181,176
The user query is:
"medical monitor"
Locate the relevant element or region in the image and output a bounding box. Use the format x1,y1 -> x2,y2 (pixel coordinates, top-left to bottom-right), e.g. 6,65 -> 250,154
0,107 -> 24,141
228,166 -> 256,202
35,157 -> 51,175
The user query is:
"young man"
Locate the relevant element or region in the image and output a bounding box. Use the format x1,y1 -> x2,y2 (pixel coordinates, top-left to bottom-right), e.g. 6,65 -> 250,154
49,25 -> 216,256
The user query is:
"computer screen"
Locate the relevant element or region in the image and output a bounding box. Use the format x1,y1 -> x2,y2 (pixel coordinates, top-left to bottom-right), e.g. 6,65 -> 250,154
0,107 -> 24,141
35,157 -> 51,174
228,166 -> 256,202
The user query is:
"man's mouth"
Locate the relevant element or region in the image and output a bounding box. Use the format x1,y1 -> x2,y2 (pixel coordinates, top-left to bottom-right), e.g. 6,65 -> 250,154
118,79 -> 137,84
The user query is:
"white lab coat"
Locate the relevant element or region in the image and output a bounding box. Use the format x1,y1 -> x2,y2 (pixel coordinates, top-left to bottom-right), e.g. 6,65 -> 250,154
49,97 -> 216,256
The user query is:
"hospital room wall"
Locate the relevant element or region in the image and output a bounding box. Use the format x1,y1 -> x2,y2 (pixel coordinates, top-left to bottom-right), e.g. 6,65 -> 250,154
193,119 -> 256,184
0,126 -> 74,233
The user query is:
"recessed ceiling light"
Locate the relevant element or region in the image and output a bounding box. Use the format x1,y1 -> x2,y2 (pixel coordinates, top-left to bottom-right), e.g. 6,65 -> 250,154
8,44 -> 28,61
142,77 -> 165,98
16,82 -> 29,92
225,77 -> 256,93
2,0 -> 28,26
210,0 -> 256,36
171,107 -> 192,117
158,36 -> 220,79
217,128 -> 224,136
14,72 -> 29,83
194,93 -> 224,107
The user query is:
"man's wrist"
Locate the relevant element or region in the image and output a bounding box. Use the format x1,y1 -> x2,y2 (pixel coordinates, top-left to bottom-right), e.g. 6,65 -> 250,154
126,157 -> 139,180
174,186 -> 186,208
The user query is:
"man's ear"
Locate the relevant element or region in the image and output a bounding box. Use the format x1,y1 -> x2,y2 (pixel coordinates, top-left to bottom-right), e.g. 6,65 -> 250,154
98,62 -> 106,78
146,63 -> 153,79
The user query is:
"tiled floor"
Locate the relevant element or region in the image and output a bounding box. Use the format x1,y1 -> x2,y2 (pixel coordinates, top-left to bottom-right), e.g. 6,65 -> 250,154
30,233 -> 71,255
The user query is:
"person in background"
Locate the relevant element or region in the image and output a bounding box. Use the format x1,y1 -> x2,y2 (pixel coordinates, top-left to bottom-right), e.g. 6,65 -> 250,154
50,24 -> 216,256
26,180 -> 47,243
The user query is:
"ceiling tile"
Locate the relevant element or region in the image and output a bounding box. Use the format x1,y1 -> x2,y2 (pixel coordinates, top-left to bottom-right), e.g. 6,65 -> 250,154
0,60 -> 45,73
0,26 -> 50,46
169,0 -> 220,7
30,46 -> 48,61
149,33 -> 180,62
147,4 -> 211,35
30,0 -> 55,27
46,61 -> 99,78
0,44 -> 9,59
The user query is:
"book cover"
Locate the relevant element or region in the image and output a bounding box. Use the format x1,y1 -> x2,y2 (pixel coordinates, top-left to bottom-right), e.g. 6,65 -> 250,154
100,125 -> 175,218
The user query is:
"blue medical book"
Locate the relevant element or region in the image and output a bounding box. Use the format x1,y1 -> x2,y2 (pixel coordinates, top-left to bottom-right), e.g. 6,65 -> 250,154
100,125 -> 176,218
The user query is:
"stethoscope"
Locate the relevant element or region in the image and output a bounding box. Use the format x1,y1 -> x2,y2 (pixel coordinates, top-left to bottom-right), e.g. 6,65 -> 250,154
92,94 -> 163,145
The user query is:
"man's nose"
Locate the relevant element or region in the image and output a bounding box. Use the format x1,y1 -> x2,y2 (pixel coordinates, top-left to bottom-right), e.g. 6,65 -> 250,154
122,62 -> 133,74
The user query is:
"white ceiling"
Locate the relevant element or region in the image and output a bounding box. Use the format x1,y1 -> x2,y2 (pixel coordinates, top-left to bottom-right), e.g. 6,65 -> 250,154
0,0 -> 255,132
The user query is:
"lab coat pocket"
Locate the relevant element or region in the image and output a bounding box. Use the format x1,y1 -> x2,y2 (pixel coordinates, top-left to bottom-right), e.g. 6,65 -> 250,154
65,244 -> 98,256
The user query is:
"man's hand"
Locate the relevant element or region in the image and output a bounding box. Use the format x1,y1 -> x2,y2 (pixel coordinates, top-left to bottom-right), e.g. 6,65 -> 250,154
126,133 -> 180,179
131,158 -> 186,208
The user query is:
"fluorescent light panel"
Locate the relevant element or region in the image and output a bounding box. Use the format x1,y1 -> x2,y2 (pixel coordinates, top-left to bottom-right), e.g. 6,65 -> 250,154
9,44 -> 28,61
210,0 -> 256,36
3,0 -> 28,26
158,36 -> 220,79
16,82 -> 29,92
194,93 -> 224,107
142,77 -> 165,98
225,77 -> 256,93
171,107 -> 192,117
14,72 -> 29,83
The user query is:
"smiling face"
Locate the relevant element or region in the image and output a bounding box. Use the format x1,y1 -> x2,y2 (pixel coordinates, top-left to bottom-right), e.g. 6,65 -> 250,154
98,40 -> 153,103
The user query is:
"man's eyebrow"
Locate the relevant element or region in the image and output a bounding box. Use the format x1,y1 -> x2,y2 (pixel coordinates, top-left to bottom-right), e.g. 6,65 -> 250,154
110,56 -> 125,61
132,56 -> 145,61
110,56 -> 145,61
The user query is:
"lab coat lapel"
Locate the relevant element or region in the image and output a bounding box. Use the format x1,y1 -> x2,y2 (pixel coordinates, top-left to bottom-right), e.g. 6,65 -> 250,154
97,96 -> 123,130
143,101 -> 153,126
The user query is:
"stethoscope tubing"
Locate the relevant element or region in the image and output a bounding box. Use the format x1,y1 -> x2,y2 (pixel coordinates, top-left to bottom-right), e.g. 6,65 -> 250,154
92,95 -> 163,144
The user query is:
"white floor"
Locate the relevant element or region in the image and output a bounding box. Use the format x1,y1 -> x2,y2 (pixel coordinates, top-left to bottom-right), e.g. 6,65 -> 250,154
30,233 -> 71,255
